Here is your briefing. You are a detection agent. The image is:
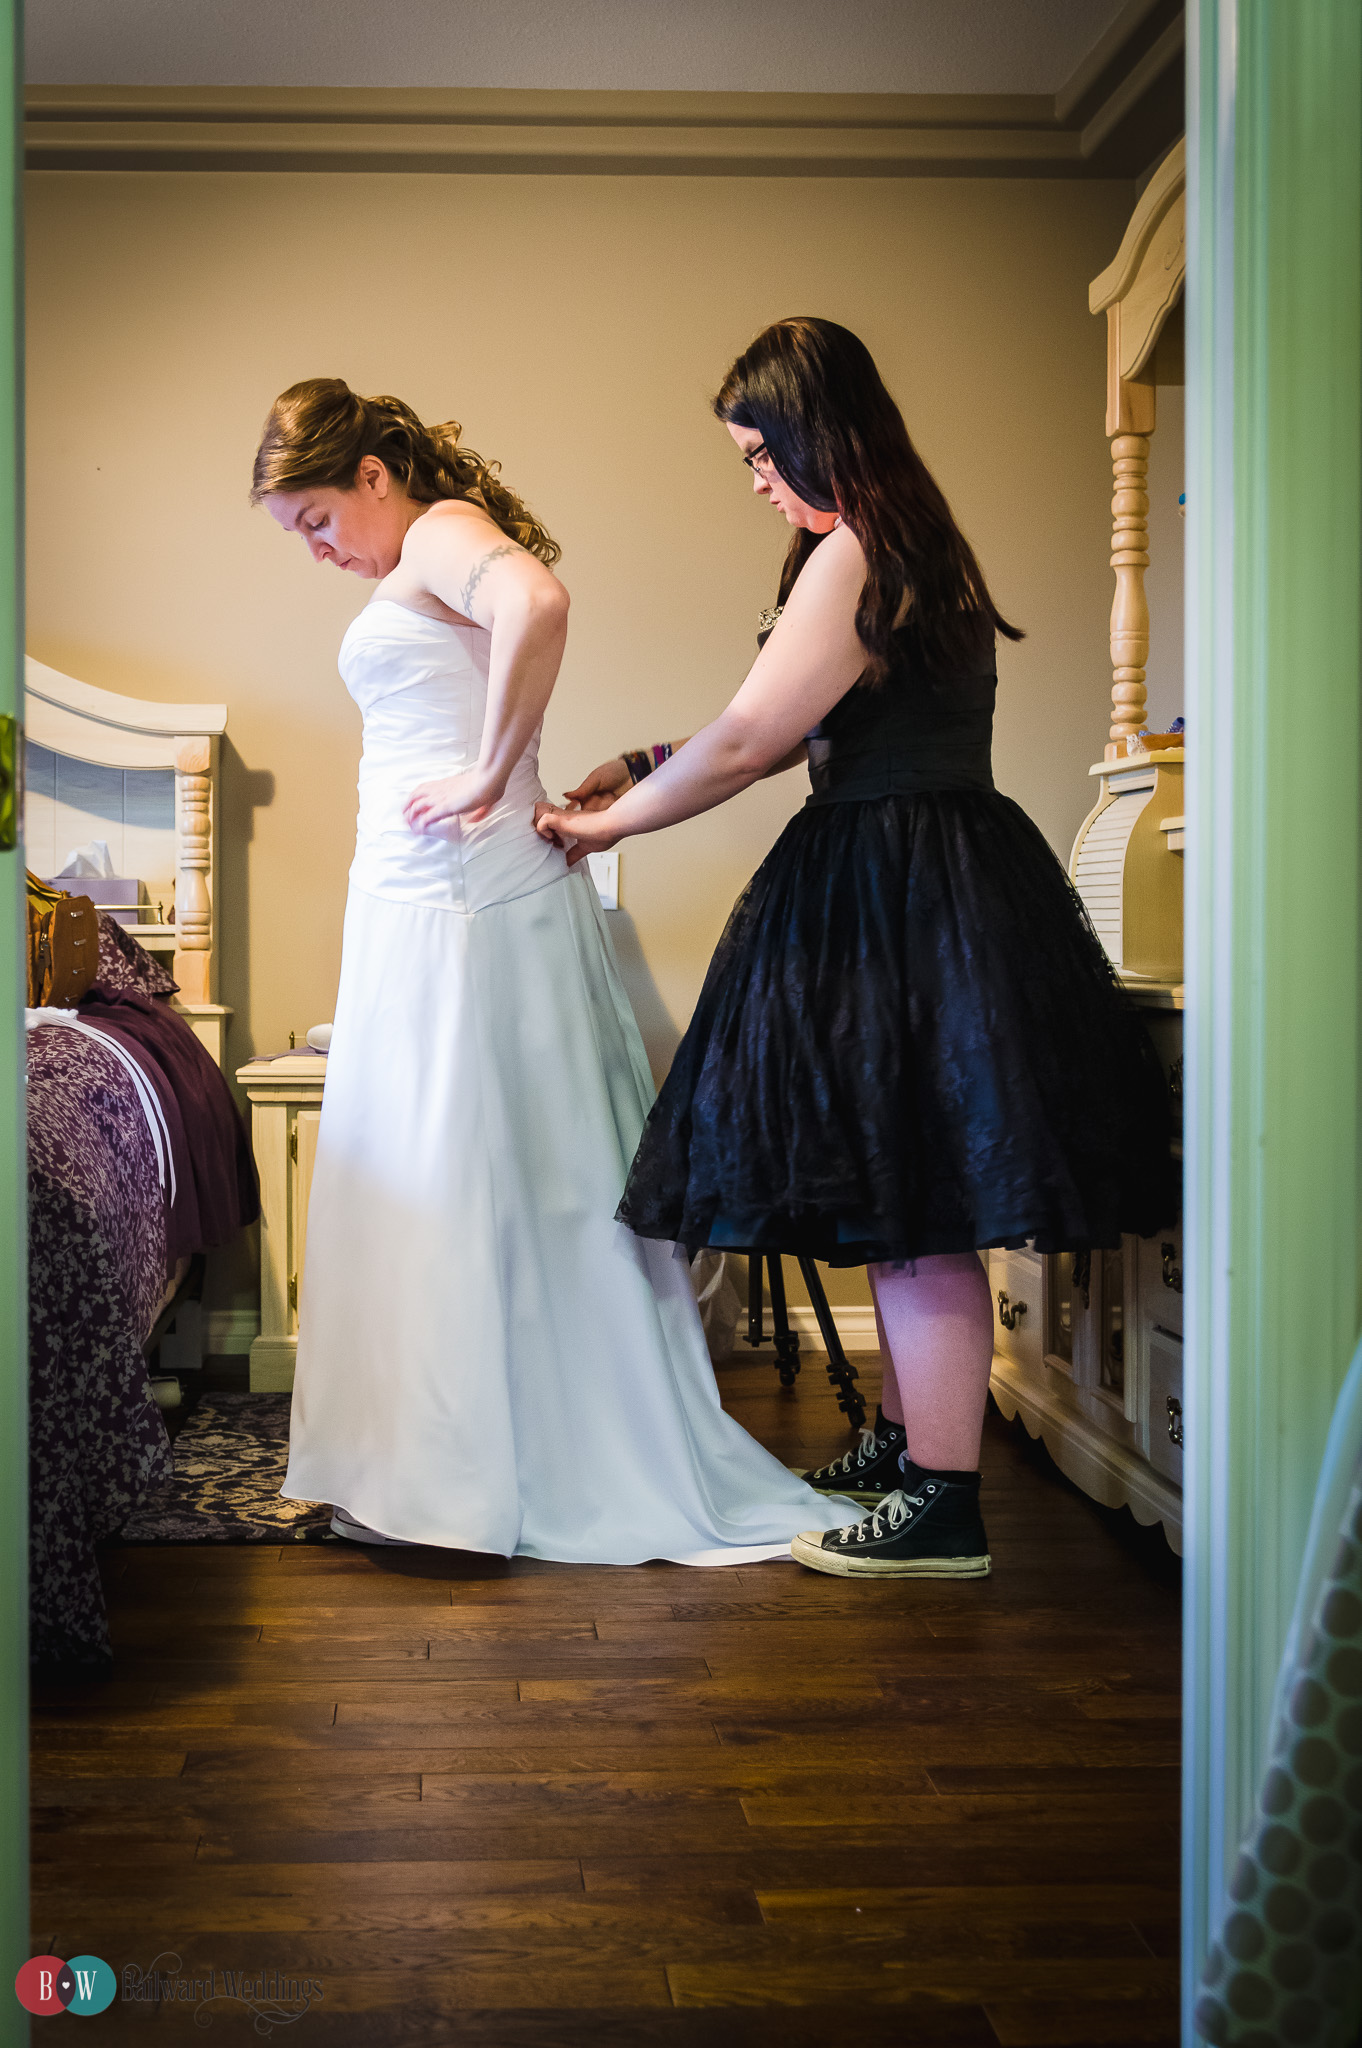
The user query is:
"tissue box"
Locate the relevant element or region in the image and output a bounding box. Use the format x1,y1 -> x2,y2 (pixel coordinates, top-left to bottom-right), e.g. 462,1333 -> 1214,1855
46,877 -> 143,927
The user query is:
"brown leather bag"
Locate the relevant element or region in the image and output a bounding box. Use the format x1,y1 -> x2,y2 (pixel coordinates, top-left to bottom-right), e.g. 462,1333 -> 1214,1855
26,871 -> 100,1009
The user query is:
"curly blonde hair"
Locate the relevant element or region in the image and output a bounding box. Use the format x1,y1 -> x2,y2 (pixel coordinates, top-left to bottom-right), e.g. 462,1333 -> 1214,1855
250,377 -> 560,565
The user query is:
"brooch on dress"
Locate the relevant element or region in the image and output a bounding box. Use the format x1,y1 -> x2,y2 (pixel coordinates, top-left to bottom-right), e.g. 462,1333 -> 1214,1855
757,605 -> 783,634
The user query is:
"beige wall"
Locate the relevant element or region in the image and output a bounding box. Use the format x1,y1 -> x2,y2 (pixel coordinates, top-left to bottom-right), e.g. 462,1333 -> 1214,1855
26,168 -> 1135,1313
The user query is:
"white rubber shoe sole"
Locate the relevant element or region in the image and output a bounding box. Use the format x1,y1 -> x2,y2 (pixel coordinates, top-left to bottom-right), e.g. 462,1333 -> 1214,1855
790,1530 -> 992,1579
330,1506 -> 416,1546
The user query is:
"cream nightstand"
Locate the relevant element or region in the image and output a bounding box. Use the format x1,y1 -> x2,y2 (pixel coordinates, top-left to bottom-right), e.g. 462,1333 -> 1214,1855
235,1053 -> 326,1391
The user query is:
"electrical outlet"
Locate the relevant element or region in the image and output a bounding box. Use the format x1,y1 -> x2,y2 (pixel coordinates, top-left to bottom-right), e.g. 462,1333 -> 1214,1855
587,849 -> 619,910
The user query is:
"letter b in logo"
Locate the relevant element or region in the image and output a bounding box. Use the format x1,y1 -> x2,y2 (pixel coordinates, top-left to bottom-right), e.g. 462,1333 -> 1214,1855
15,1954 -> 116,2016
15,1956 -> 66,2015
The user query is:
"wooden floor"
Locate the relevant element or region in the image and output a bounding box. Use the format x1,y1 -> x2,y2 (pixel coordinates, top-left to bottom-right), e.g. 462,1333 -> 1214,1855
32,1351 -> 1182,2045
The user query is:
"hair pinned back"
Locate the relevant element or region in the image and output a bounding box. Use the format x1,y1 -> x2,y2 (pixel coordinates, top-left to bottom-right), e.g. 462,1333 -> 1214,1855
714,318 -> 1020,683
250,377 -> 560,565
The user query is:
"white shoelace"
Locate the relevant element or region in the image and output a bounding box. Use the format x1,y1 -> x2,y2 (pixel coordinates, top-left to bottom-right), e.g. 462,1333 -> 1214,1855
838,1488 -> 927,1544
827,1423 -> 895,1476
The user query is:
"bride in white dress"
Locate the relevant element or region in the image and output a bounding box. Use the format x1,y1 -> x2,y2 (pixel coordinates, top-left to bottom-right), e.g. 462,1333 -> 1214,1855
252,378 -> 853,1563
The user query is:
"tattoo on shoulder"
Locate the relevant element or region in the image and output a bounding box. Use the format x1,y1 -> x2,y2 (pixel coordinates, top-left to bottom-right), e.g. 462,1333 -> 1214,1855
458,544 -> 517,617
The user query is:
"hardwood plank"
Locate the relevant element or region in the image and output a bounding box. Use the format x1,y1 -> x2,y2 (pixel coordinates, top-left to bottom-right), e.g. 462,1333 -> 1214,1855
664,1596 -> 934,1624
924,1764 -> 1181,1797
331,1708 -> 731,1741
153,1677 -> 521,1704
108,1959 -> 676,2013
583,1843 -> 1180,1893
33,1883 -> 761,1939
192,1815 -> 765,1863
175,1748 -> 921,1787
712,1720 -> 1181,1768
1076,1693 -> 1183,1720
666,1955 -> 1179,2007
738,1790 -> 1178,1834
756,1882 -> 1173,1923
130,1648 -> 716,1680
518,1674 -> 886,1706
94,2006 -> 992,2048
111,1545 -> 286,1571
30,1836 -> 201,1871
28,1746 -> 187,1779
31,1772 -> 423,1814
985,1994 -> 1180,2043
107,1620 -> 264,1650
36,1856 -> 582,1901
248,1714 -> 726,1749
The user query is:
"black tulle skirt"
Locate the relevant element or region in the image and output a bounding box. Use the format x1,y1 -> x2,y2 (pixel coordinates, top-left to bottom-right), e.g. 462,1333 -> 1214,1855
618,791 -> 1177,1265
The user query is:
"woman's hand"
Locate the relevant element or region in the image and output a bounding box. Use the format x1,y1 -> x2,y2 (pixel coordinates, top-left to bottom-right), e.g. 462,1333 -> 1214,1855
535,800 -> 621,868
563,756 -> 631,814
403,769 -> 504,837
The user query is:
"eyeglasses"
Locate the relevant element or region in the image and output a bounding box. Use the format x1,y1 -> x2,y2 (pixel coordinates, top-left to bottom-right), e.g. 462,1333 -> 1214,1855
742,444 -> 778,479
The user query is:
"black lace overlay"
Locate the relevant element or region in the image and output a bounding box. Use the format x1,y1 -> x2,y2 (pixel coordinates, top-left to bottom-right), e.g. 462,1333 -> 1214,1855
618,647 -> 1175,1265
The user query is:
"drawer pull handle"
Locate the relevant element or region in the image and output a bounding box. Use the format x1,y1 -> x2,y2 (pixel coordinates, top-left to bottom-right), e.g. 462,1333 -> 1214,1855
997,1291 -> 1029,1332
1166,1395 -> 1184,1446
1161,1242 -> 1183,1293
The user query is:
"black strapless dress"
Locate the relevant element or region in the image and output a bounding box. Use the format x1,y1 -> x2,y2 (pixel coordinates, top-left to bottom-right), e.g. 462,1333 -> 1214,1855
616,625 -> 1176,1266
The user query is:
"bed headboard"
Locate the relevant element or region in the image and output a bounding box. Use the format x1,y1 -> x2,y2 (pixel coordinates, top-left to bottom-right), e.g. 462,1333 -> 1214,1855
23,656 -> 231,1067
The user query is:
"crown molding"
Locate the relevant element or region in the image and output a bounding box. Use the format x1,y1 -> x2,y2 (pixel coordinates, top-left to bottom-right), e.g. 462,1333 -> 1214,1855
25,13 -> 1184,180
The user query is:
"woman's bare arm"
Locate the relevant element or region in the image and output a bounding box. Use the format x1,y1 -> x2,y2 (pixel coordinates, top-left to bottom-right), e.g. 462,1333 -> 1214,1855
402,504 -> 569,834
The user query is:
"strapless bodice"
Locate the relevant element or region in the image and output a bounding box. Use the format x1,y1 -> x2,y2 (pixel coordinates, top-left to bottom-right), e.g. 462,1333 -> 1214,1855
338,599 -> 567,912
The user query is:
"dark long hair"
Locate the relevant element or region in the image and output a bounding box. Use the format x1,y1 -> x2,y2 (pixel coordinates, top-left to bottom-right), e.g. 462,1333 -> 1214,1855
713,318 -> 1021,682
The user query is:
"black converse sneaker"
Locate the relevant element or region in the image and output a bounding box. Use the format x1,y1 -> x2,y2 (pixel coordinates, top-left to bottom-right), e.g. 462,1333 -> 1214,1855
791,1469 -> 991,1579
803,1408 -> 908,1505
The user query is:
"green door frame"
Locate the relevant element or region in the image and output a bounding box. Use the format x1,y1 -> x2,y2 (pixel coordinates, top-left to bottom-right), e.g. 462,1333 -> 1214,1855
1183,0 -> 1362,2029
0,0 -> 23,2036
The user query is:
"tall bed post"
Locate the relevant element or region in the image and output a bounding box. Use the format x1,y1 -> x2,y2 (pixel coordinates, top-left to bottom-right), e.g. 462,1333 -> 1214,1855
173,733 -> 215,1004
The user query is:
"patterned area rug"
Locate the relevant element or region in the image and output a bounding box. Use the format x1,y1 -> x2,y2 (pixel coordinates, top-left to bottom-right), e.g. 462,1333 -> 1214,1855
115,1392 -> 334,1543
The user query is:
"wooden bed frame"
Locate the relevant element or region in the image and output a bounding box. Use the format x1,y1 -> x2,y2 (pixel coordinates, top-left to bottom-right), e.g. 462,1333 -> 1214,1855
24,656 -> 231,1067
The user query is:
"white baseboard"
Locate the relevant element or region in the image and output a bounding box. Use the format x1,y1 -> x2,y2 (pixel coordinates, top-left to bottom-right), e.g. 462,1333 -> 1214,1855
203,1309 -> 261,1356
742,1304 -> 878,1352
203,1303 -> 876,1358
248,1336 -> 298,1391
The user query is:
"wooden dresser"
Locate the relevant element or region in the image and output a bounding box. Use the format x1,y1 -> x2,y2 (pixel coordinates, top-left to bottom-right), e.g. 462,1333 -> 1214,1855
989,989 -> 1184,1551
988,144 -> 1187,1553
235,1052 -> 326,1391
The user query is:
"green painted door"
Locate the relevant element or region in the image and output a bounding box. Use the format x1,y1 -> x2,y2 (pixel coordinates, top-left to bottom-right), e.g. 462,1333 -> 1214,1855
0,0 -> 22,2037
1184,0 -> 1362,2030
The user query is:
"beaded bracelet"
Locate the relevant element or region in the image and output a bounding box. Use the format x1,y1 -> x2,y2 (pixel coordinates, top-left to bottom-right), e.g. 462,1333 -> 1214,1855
623,741 -> 674,785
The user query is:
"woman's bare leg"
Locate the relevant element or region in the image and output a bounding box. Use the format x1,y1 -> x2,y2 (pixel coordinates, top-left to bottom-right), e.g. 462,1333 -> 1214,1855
872,1288 -> 904,1425
867,1252 -> 994,1470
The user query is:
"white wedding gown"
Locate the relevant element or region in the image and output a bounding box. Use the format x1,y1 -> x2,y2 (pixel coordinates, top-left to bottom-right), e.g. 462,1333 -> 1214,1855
281,598 -> 854,1563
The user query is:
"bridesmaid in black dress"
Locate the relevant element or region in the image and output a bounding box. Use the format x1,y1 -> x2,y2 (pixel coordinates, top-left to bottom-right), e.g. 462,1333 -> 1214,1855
537,317 -> 1174,1581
